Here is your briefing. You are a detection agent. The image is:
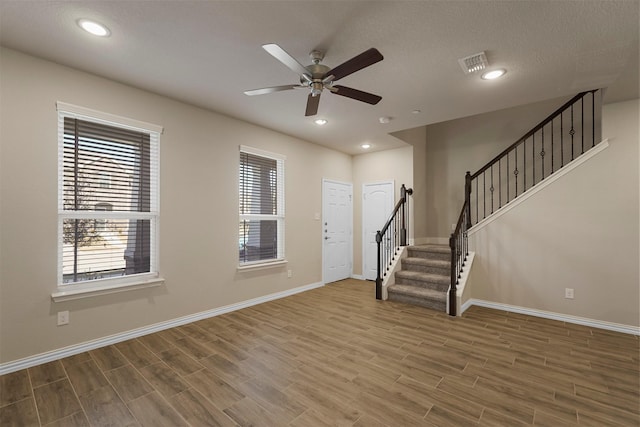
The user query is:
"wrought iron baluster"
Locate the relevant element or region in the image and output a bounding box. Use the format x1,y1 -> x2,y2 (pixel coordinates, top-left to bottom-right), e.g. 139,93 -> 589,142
388,218 -> 393,271
541,125 -> 545,180
483,171 -> 486,219
560,111 -> 564,167
532,133 -> 535,186
551,118 -> 554,173
506,154 -> 509,203
475,178 -> 479,224
523,138 -> 526,191
514,145 -> 518,197
570,104 -> 575,161
490,164 -> 494,214
591,91 -> 595,148
498,158 -> 502,208
581,96 -> 584,154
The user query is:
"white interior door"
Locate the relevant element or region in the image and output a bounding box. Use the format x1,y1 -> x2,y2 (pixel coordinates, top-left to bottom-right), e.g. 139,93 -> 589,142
322,179 -> 352,284
362,181 -> 394,281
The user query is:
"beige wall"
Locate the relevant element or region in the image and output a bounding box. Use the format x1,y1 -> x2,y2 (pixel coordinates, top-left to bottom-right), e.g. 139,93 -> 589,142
468,99 -> 639,327
424,96 -> 574,238
0,48 -> 352,364
351,146 -> 413,276
391,126 -> 428,242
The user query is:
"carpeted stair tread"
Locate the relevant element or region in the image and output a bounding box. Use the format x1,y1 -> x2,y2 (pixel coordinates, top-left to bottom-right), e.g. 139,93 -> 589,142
388,284 -> 447,311
387,243 -> 451,312
403,257 -> 450,268
409,245 -> 451,254
407,245 -> 451,262
395,270 -> 449,285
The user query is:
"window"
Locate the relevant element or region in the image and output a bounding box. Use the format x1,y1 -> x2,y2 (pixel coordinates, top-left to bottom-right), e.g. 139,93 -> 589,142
98,173 -> 111,189
239,146 -> 285,265
57,103 -> 161,287
94,202 -> 113,231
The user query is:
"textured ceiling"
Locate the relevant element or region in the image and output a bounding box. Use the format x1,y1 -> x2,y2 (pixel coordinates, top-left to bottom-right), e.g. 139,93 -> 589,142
1,0 -> 638,154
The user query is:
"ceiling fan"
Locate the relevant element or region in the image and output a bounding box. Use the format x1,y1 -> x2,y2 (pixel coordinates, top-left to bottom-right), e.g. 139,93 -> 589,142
244,44 -> 384,116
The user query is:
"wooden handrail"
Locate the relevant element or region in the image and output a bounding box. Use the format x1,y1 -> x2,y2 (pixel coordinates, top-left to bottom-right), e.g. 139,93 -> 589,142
375,184 -> 413,300
471,90 -> 598,180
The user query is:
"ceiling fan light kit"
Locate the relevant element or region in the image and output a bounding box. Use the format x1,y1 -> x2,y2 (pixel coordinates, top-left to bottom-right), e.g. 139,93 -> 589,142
244,44 -> 384,117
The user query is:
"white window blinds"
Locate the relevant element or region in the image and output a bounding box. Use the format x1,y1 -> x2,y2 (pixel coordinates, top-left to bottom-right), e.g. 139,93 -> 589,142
239,146 -> 285,265
57,104 -> 160,286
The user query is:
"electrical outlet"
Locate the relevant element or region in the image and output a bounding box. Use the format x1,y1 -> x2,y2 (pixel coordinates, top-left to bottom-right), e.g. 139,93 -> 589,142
565,288 -> 574,299
287,270 -> 292,278
57,311 -> 69,326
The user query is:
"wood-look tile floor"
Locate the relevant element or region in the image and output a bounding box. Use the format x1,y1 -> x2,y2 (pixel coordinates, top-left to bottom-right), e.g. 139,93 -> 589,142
1,279 -> 638,426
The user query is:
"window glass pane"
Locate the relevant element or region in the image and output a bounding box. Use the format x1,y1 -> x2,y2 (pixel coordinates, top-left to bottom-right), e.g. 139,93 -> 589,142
239,219 -> 277,263
239,152 -> 277,215
62,218 -> 151,283
63,118 -> 150,212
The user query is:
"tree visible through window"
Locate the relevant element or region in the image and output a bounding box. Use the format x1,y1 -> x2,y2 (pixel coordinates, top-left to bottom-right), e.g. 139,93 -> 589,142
239,146 -> 285,265
58,111 -> 159,285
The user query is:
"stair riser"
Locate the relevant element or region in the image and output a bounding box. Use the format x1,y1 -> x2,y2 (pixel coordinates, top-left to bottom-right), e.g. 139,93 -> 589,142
407,249 -> 450,262
388,292 -> 446,312
395,277 -> 450,292
401,262 -> 450,276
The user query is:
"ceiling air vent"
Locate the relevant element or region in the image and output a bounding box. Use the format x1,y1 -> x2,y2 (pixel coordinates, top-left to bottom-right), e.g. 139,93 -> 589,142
458,51 -> 488,74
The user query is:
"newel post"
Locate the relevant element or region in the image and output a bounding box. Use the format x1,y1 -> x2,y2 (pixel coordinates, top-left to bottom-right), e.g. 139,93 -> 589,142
464,171 -> 472,230
448,233 -> 457,316
399,184 -> 407,246
375,230 -> 382,300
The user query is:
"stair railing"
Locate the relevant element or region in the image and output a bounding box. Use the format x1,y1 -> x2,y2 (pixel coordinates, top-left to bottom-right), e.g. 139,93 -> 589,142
467,90 -> 601,227
449,179 -> 471,316
376,184 -> 413,300
449,89 -> 601,316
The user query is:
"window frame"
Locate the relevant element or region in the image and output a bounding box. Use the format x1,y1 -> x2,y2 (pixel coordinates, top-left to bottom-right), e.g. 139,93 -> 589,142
56,102 -> 162,293
238,145 -> 285,268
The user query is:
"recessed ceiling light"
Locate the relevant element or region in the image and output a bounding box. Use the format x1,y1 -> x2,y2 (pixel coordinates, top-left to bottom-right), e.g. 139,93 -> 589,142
481,69 -> 506,80
314,118 -> 328,125
412,109 -> 421,114
78,19 -> 111,37
361,143 -> 371,149
378,116 -> 391,124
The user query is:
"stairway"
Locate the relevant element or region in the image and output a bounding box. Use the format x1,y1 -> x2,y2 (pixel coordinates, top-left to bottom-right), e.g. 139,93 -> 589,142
387,244 -> 450,312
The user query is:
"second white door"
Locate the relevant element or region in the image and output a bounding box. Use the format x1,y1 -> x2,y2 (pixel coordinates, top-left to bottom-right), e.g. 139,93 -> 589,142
362,181 -> 395,281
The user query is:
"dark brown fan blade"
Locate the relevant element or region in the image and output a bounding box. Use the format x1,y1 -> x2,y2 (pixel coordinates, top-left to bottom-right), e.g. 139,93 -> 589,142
305,93 -> 320,116
324,48 -> 383,82
331,85 -> 381,105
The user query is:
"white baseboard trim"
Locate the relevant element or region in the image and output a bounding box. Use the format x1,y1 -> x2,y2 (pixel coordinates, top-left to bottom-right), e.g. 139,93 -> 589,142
350,274 -> 365,280
0,281 -> 324,375
463,299 -> 640,335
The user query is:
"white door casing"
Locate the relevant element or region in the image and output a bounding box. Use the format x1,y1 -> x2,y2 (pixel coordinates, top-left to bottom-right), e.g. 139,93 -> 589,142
322,179 -> 353,284
362,181 -> 395,281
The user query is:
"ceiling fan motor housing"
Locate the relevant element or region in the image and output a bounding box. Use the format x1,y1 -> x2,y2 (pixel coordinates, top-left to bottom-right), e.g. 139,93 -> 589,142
301,63 -> 332,95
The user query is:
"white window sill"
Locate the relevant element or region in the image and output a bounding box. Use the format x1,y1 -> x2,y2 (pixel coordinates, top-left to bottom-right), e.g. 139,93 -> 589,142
51,276 -> 164,302
237,259 -> 288,272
